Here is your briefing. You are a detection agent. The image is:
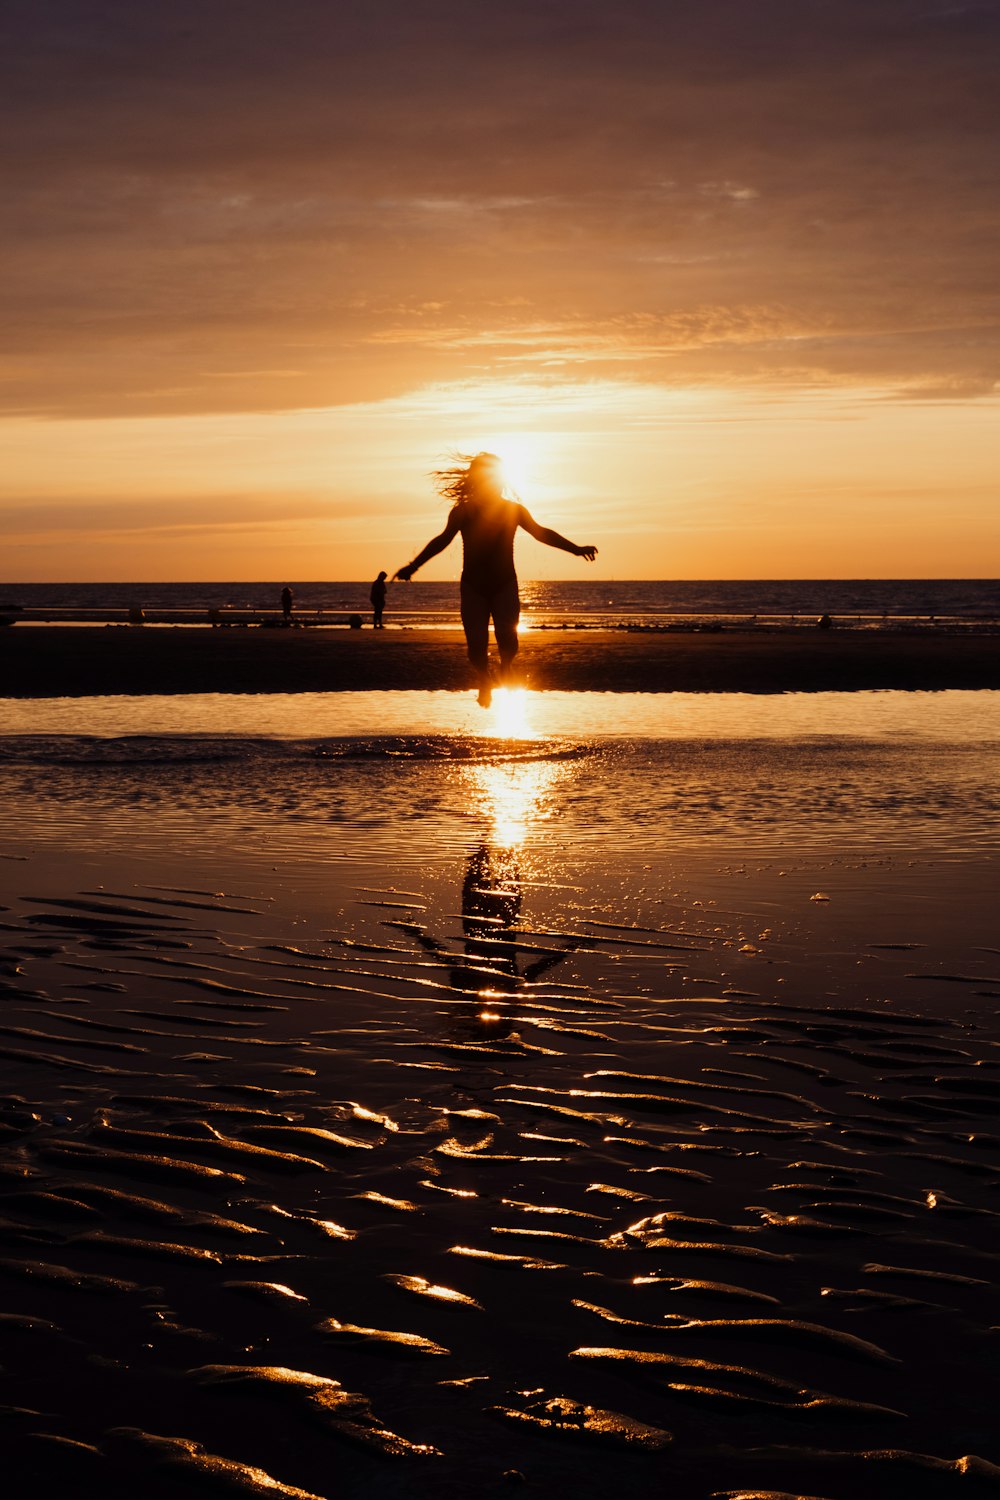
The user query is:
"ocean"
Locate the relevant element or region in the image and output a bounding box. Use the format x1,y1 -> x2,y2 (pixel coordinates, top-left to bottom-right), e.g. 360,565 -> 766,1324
3,577 -> 998,626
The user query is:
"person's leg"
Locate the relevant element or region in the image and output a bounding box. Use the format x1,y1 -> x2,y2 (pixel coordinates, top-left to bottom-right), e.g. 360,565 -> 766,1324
460,580 -> 493,705
492,578 -> 521,683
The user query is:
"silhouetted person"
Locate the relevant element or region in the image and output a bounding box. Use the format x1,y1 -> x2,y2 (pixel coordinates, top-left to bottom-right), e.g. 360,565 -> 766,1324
370,571 -> 387,629
280,585 -> 294,623
393,452 -> 597,706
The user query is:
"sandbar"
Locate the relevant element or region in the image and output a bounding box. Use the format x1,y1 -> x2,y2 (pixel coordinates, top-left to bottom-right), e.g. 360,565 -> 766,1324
4,623 -> 1000,697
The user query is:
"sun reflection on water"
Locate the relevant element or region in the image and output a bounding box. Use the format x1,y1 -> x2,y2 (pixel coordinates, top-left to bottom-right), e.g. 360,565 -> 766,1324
485,687 -> 537,741
465,755 -> 565,849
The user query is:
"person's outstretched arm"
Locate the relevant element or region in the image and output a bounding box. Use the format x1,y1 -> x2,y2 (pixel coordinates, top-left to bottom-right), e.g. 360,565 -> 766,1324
518,506 -> 597,562
393,509 -> 461,581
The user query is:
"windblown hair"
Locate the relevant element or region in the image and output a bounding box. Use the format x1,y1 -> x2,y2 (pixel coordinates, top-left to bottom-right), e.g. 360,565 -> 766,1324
431,451 -> 510,504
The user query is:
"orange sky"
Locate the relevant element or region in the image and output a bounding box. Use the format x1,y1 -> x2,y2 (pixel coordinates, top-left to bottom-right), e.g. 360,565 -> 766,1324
2,1 -> 998,580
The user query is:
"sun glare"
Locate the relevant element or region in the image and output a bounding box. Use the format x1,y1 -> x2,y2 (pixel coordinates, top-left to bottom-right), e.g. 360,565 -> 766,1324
489,687 -> 536,741
492,433 -> 545,497
466,758 -> 564,849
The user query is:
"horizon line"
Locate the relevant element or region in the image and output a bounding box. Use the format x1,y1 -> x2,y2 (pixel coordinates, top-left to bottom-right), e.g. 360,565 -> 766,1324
3,576 -> 998,587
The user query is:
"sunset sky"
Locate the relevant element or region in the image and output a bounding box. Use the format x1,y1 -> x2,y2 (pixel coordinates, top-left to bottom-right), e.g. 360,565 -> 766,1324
2,0 -> 998,581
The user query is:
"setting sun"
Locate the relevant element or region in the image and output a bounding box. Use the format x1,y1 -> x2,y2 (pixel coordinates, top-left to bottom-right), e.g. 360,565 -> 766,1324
492,435 -> 546,499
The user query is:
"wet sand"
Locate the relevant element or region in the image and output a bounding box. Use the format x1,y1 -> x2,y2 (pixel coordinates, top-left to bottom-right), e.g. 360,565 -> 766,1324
5,623 -> 1000,697
1,734 -> 999,1499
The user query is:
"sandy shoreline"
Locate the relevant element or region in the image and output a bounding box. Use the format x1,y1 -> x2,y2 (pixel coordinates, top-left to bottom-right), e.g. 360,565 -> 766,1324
2,734 -> 999,1498
4,624 -> 1000,697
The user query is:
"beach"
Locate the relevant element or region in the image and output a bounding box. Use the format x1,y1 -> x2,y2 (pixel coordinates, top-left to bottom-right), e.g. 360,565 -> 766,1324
5,623 -> 1000,697
5,0 -> 997,1482
5,0 -> 999,1486
1,686 -> 999,1500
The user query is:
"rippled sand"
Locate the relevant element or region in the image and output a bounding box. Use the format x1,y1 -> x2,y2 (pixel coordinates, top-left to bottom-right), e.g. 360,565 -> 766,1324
1,729 -> 999,1499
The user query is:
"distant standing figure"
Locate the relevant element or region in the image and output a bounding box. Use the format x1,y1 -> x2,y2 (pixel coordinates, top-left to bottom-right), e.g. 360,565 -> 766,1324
280,586 -> 294,623
393,452 -> 597,706
370,571 -> 388,629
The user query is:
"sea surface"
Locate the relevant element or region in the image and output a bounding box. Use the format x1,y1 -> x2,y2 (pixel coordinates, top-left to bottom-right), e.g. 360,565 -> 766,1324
3,578 -> 999,626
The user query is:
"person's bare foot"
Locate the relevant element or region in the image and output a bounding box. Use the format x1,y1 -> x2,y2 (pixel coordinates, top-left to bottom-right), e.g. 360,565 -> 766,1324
477,679 -> 493,709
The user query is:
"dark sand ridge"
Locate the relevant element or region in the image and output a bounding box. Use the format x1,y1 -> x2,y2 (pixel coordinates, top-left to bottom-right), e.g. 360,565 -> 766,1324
2,848 -> 1000,1499
5,624 -> 1000,697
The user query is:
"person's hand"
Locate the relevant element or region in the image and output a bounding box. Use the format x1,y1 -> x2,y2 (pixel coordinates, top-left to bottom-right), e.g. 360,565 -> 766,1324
393,565 -> 414,582
576,545 -> 598,562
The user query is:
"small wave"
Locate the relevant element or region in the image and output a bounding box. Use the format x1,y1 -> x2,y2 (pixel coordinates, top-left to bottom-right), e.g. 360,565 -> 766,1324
0,733 -> 592,768
312,735 -> 590,764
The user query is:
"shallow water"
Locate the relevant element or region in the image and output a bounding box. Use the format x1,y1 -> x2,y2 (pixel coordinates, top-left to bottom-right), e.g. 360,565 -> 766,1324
2,687 -> 999,743
1,737 -> 998,864
1,696 -> 999,1498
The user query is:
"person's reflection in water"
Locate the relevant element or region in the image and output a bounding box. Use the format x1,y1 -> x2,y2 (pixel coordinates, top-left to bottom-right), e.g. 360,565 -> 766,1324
405,841 -> 573,1041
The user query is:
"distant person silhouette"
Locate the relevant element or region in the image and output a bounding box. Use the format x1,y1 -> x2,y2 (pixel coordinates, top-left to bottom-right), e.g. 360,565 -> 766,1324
370,571 -> 388,629
393,452 -> 597,705
280,585 -> 294,623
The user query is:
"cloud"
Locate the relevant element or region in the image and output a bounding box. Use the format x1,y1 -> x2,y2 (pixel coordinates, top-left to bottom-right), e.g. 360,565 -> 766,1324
0,492 -> 341,544
0,0 -> 997,417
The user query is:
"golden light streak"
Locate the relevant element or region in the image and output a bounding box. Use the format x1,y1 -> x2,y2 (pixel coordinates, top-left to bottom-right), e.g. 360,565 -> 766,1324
488,687 -> 536,742
465,755 -> 563,849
